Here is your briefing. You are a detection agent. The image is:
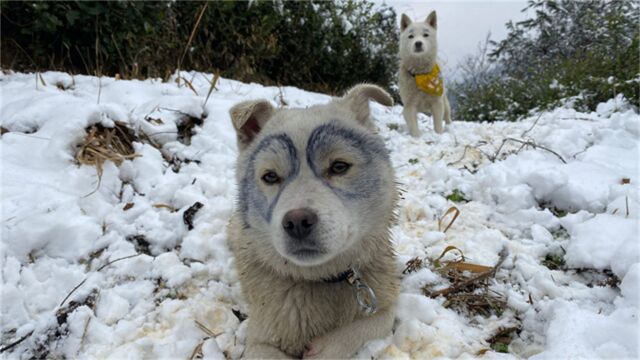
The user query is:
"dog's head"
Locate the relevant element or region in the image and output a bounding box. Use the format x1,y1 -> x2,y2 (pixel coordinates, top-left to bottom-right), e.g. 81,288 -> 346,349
230,85 -> 395,268
399,12 -> 438,61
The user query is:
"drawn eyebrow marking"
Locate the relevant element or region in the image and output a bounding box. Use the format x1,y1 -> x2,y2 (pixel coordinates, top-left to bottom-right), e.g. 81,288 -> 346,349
238,133 -> 298,227
305,121 -> 388,199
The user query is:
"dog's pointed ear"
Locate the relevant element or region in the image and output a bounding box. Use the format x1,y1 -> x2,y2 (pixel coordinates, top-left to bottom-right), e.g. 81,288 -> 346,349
400,13 -> 412,32
426,11 -> 437,29
341,84 -> 393,127
229,100 -> 274,150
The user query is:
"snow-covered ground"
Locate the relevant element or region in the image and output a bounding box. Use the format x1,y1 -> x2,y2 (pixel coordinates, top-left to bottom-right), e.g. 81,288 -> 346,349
1,71 -> 638,359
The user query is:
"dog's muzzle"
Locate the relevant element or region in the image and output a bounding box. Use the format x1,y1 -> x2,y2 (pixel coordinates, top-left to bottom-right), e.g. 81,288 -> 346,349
282,208 -> 324,258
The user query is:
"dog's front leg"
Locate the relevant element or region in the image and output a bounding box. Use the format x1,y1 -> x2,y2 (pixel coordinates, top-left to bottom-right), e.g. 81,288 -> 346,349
444,96 -> 452,125
403,106 -> 420,137
303,309 -> 394,359
432,100 -> 445,134
244,343 -> 293,359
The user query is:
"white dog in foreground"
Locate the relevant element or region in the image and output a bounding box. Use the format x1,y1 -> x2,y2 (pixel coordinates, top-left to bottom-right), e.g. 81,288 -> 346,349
398,11 -> 452,136
227,84 -> 400,358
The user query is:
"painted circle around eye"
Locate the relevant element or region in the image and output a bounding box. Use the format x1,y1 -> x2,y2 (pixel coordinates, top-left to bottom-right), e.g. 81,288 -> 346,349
261,171 -> 280,184
329,161 -> 351,175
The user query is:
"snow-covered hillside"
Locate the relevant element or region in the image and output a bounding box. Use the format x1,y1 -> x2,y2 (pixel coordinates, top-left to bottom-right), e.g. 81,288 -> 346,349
1,71 -> 638,359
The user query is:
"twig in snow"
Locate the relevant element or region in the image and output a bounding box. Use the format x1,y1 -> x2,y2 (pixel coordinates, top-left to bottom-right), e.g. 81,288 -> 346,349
59,278 -> 89,308
505,137 -> 567,163
275,86 -> 288,108
626,196 -> 629,217
77,316 -> 92,356
95,253 -> 141,271
189,320 -> 223,359
428,248 -> 508,298
38,73 -> 47,87
194,320 -> 219,338
59,253 -> 142,308
447,145 -> 472,166
571,146 -> 591,159
97,76 -> 102,105
471,140 -> 495,160
491,138 -> 567,164
189,341 -> 205,360
158,107 -> 193,117
203,71 -> 220,108
556,117 -> 596,122
520,113 -> 543,138
182,77 -> 199,96
0,331 -> 34,353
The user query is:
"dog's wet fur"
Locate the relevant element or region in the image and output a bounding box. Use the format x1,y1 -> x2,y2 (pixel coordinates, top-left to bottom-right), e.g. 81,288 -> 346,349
228,84 -> 400,358
399,12 -> 452,136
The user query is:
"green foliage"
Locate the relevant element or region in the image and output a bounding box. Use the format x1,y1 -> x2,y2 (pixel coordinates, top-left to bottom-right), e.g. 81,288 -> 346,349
387,123 -> 399,131
1,1 -> 398,95
446,189 -> 469,203
542,253 -> 566,270
491,342 -> 509,353
451,0 -> 639,122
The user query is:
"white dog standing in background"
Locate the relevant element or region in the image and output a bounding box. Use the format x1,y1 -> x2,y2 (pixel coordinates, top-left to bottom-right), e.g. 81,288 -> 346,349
398,11 -> 452,136
227,84 -> 400,358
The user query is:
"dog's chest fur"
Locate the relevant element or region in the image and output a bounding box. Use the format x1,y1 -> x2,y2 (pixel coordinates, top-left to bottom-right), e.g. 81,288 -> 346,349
229,214 -> 399,356
246,271 -> 358,356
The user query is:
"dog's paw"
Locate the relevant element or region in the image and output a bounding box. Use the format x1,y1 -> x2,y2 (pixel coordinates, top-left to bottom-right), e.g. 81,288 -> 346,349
302,334 -> 353,359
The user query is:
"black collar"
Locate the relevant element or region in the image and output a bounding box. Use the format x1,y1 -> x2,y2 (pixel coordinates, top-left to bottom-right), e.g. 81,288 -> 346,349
323,269 -> 354,283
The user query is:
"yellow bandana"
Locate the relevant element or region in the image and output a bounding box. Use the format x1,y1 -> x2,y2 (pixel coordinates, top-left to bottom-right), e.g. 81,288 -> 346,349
414,64 -> 444,96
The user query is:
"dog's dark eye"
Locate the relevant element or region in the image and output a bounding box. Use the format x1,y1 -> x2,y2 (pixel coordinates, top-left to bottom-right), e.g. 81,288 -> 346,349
423,33 -> 429,37
408,34 -> 414,39
329,161 -> 351,176
261,171 -> 281,185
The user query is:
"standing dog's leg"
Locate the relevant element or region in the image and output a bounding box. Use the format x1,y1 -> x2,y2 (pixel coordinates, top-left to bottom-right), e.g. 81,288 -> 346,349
432,100 -> 445,134
403,106 -> 420,137
444,96 -> 452,125
303,309 -> 394,359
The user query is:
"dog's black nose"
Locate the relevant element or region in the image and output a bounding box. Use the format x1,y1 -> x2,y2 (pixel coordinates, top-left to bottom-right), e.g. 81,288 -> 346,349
415,41 -> 423,48
282,208 -> 318,240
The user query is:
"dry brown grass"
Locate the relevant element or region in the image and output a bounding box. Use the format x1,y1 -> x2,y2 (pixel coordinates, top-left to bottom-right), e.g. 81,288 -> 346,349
417,247 -> 509,317
75,122 -> 139,194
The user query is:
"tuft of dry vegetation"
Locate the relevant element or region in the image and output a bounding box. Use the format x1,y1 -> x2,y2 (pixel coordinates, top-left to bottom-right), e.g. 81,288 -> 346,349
75,122 -> 139,194
421,247 -> 509,317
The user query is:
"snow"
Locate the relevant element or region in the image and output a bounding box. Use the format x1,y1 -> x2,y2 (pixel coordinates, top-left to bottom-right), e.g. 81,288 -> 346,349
1,71 -> 639,358
532,265 -> 640,359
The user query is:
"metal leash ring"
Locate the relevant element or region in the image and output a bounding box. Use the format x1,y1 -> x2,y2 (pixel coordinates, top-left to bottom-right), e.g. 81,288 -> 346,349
354,280 -> 378,315
347,267 -> 377,315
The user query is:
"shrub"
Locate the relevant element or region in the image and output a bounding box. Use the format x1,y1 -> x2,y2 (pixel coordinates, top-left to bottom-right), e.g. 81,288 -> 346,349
1,1 -> 398,95
450,0 -> 639,122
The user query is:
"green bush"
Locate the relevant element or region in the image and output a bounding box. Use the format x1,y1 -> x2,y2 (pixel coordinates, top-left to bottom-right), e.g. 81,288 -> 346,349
1,1 -> 398,95
451,0 -> 639,122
